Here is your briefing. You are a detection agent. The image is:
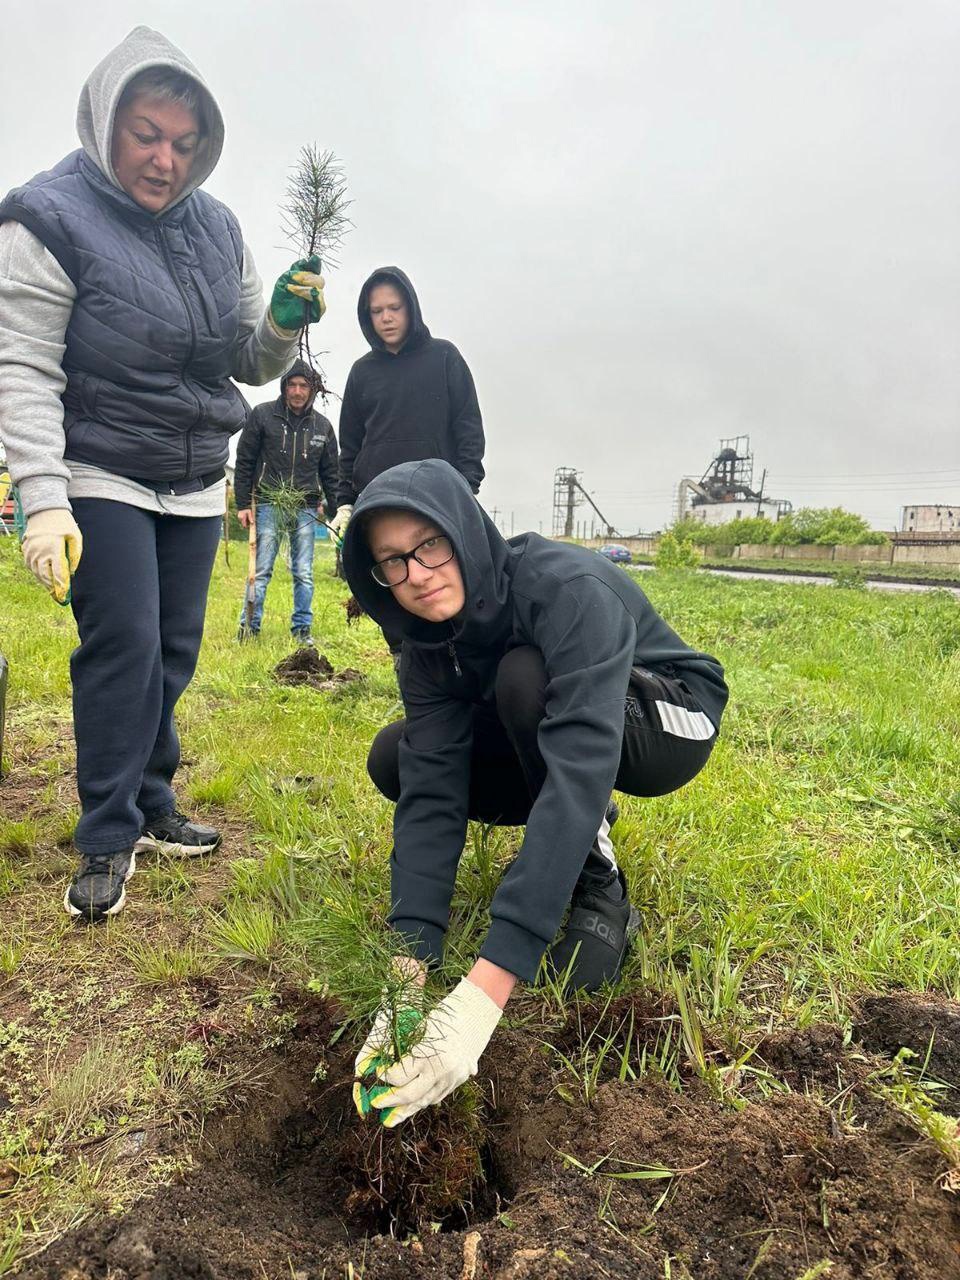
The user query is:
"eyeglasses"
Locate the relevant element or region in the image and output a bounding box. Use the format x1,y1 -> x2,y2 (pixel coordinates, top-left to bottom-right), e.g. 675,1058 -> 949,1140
371,535 -> 455,587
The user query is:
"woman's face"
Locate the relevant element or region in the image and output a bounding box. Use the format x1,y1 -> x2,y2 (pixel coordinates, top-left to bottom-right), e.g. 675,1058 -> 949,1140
111,93 -> 200,212
367,510 -> 466,624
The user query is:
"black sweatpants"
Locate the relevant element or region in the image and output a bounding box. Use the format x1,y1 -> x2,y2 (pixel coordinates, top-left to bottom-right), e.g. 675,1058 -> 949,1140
69,499 -> 221,855
368,645 -> 716,886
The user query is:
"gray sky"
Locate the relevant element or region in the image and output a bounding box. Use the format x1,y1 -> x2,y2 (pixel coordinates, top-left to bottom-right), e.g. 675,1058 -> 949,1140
3,0 -> 958,533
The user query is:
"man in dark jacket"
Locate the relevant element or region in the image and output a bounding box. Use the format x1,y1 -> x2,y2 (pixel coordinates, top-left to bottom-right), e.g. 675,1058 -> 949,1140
341,460 -> 729,1127
234,359 -> 338,643
329,267 -> 484,537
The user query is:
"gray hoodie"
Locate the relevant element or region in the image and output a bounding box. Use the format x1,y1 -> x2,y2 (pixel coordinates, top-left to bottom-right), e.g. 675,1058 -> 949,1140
0,26 -> 296,518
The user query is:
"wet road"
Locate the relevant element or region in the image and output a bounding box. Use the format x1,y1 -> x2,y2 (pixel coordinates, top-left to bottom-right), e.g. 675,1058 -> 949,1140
630,563 -> 960,599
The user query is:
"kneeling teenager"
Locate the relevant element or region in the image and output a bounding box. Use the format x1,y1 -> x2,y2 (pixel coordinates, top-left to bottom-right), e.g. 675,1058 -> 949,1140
341,460 -> 728,1124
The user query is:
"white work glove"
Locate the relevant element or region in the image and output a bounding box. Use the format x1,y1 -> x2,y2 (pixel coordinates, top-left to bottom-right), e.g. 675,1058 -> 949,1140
370,978 -> 503,1127
22,509 -> 83,604
329,504 -> 352,537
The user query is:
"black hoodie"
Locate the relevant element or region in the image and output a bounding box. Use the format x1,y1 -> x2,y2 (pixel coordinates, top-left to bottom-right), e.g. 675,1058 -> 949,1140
335,268 -> 484,507
233,359 -> 339,512
343,460 -> 728,983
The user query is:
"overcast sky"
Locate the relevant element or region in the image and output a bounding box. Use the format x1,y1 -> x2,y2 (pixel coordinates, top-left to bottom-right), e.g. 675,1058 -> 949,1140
2,1 -> 957,533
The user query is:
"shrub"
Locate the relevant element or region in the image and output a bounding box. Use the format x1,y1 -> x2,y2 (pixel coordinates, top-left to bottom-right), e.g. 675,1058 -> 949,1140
655,532 -> 700,569
770,507 -> 887,547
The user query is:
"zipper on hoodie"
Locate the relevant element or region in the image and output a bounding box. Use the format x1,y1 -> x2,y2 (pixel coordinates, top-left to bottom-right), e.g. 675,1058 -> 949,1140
156,225 -> 202,475
447,641 -> 462,677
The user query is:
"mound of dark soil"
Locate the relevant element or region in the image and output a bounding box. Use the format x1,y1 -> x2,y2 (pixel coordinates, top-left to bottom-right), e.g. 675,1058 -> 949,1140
20,996 -> 960,1280
273,649 -> 364,690
854,992 -> 960,1108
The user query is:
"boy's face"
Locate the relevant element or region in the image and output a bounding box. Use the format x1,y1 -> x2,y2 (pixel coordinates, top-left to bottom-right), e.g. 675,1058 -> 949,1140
367,510 -> 465,623
368,283 -> 409,352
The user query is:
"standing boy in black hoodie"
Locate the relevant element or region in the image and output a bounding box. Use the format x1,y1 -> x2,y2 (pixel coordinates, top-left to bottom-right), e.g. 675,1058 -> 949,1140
341,460 -> 728,1127
328,267 -> 484,539
233,360 -> 338,643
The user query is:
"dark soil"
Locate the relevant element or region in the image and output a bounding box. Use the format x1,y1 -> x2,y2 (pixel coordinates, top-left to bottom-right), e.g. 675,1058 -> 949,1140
273,649 -> 365,690
854,991 -> 960,1111
21,992 -> 960,1280
344,594 -> 365,625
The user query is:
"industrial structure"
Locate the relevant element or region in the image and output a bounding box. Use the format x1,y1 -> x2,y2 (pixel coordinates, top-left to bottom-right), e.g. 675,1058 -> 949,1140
901,504 -> 959,534
552,467 -> 619,538
675,436 -> 790,526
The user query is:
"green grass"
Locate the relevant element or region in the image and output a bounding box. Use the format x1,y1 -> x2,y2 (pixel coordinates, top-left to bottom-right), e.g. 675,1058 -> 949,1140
3,533 -> 960,1266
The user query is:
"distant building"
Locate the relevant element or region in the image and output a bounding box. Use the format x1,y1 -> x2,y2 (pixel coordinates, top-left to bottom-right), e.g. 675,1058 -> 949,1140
687,499 -> 785,526
676,436 -> 790,526
901,504 -> 959,533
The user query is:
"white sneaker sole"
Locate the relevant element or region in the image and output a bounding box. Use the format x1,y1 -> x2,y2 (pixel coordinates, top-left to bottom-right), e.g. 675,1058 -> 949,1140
134,834 -> 222,858
63,850 -> 136,919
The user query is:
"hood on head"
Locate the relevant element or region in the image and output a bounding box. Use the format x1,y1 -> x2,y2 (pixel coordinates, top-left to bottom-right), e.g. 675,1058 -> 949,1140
357,266 -> 430,353
76,25 -> 225,209
342,460 -> 511,645
280,358 -> 319,413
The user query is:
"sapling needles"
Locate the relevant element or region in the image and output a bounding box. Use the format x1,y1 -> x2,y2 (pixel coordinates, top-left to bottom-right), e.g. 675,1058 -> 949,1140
280,144 -> 352,394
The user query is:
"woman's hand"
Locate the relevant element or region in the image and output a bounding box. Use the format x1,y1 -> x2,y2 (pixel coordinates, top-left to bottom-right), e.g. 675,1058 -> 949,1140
269,256 -> 326,332
22,509 -> 82,603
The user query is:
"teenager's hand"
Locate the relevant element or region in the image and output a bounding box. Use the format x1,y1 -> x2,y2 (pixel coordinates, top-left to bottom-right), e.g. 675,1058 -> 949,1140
237,508 -> 253,529
329,504 -> 352,536
369,979 -> 502,1127
269,255 -> 326,331
22,509 -> 83,604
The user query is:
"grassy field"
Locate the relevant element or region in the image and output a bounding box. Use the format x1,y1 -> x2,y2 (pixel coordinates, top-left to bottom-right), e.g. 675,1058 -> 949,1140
2,534 -> 960,1275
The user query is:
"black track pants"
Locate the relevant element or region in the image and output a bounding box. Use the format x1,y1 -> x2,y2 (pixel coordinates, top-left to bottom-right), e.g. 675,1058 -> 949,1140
367,645 -> 716,880
69,499 -> 221,854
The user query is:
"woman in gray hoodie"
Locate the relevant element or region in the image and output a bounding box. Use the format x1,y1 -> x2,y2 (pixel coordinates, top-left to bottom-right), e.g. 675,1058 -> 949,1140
0,27 -> 326,920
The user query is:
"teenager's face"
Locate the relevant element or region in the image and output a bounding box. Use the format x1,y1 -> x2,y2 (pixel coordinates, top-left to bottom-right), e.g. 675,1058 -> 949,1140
367,510 -> 466,623
111,94 -> 200,212
367,283 -> 409,352
284,376 -> 312,412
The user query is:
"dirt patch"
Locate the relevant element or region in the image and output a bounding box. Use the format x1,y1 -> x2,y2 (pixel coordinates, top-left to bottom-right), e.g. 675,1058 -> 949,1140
21,1002 -> 960,1280
344,594 -> 365,625
273,648 -> 365,690
854,991 -> 960,1107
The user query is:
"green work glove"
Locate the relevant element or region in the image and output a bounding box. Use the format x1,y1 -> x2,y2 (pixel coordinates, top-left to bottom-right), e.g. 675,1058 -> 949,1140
353,1004 -> 423,1126
269,255 -> 327,332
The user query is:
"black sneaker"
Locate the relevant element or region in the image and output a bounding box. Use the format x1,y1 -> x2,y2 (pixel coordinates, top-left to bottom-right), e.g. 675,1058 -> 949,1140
546,868 -> 640,993
292,629 -> 315,647
64,849 -> 136,921
135,811 -> 222,857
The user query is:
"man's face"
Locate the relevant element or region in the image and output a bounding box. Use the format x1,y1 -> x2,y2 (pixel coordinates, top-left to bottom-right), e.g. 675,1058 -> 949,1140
111,93 -> 200,213
284,376 -> 312,412
367,510 -> 465,623
368,283 -> 409,352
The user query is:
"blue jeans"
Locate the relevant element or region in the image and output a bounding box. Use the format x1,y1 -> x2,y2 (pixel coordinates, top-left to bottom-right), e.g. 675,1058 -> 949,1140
240,504 -> 316,634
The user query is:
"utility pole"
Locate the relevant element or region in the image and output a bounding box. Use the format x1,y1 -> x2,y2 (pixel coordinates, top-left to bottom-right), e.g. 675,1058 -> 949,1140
490,506 -> 500,531
755,468 -> 767,518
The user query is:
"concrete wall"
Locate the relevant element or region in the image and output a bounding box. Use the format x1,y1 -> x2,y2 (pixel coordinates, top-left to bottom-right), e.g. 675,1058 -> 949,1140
726,542 -> 960,567
578,536 -> 659,554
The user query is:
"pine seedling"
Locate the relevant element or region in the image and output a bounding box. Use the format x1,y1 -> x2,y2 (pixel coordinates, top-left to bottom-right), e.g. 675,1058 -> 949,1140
279,144 -> 352,393
257,479 -> 311,545
301,874 -> 426,1064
